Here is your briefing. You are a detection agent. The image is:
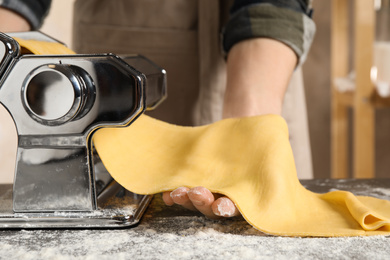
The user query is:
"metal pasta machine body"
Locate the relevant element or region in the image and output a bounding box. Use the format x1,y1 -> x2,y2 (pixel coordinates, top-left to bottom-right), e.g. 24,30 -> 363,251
0,32 -> 166,228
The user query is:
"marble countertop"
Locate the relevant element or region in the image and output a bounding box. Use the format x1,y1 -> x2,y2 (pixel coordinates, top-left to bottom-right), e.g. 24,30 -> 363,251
0,179 -> 389,259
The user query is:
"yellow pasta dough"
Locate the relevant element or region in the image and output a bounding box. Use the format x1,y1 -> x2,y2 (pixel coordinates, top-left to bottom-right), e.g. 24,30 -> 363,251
16,36 -> 390,237
14,37 -> 76,55
93,114 -> 390,237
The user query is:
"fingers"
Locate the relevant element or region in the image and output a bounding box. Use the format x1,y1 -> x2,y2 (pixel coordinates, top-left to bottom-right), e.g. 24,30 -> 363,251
187,187 -> 218,219
212,197 -> 240,217
167,187 -> 197,211
162,186 -> 240,219
162,191 -> 174,206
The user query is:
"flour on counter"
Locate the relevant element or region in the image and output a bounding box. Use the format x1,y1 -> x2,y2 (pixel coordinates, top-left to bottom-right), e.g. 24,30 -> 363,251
0,215 -> 389,260
1,180 -> 390,259
371,188 -> 390,198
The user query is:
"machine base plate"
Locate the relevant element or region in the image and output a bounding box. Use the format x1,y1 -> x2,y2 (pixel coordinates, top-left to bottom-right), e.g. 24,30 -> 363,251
0,182 -> 152,229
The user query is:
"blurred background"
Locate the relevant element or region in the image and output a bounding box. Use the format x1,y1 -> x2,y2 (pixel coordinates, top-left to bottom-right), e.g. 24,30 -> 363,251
1,1 -> 389,183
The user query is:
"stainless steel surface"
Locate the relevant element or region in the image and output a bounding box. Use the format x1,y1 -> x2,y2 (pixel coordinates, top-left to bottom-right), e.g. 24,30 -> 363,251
3,55 -> 145,136
0,33 -> 19,79
0,31 -> 166,226
0,183 -> 152,228
22,64 -> 95,125
8,31 -> 64,44
0,41 -> 5,66
122,55 -> 167,110
4,54 -> 145,213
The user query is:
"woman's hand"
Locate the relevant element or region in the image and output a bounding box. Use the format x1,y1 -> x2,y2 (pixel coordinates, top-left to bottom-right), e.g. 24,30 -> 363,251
162,187 -> 240,218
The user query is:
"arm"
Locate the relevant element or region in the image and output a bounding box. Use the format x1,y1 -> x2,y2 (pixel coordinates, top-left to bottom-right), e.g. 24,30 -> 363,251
0,8 -> 31,32
164,1 -> 316,218
0,0 -> 51,32
163,39 -> 297,218
222,0 -> 315,118
223,38 -> 296,118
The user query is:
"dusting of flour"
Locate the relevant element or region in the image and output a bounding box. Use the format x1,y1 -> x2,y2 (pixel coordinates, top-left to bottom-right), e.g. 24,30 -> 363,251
0,207 -> 389,260
0,182 -> 389,259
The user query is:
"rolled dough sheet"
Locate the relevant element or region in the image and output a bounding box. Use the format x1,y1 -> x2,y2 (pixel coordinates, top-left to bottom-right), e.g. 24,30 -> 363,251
15,37 -> 390,237
14,37 -> 76,55
93,115 -> 390,237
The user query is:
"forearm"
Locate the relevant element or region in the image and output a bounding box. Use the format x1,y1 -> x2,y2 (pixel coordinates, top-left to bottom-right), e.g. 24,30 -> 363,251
0,0 -> 51,32
223,38 -> 297,118
0,7 -> 31,32
222,1 -> 315,119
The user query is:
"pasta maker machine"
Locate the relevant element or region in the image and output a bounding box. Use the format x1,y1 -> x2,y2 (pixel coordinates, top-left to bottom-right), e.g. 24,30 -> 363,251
0,31 -> 166,228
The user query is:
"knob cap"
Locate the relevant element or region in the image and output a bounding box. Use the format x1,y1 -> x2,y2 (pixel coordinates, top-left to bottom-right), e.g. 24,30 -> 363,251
22,64 -> 94,126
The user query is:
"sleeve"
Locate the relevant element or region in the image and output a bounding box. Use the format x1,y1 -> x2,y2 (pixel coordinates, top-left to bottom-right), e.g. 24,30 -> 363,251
222,0 -> 316,65
0,0 -> 52,30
